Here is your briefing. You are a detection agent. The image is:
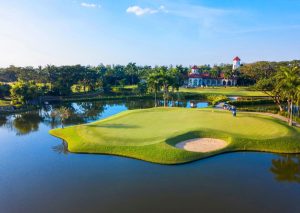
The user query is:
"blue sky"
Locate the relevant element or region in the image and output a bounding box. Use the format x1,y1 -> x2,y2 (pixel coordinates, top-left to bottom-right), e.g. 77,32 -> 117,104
0,0 -> 300,67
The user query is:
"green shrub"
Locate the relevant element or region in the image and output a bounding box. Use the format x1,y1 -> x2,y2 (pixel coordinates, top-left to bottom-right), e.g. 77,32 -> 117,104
207,95 -> 229,106
228,99 -> 274,106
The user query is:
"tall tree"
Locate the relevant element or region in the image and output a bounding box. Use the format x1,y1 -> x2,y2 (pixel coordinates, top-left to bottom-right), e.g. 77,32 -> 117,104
147,72 -> 160,107
276,64 -> 300,125
254,76 -> 284,112
125,62 -> 138,85
158,66 -> 173,107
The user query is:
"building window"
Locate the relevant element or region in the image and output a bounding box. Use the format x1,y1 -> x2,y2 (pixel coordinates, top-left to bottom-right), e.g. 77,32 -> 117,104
193,79 -> 197,86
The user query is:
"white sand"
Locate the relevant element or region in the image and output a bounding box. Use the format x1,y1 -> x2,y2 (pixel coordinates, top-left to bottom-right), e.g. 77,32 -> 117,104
175,138 -> 228,153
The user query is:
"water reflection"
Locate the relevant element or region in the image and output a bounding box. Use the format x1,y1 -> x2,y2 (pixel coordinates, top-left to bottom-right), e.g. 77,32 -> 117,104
0,115 -> 7,127
0,99 -> 208,136
12,112 -> 43,135
270,154 -> 300,183
52,141 -> 69,155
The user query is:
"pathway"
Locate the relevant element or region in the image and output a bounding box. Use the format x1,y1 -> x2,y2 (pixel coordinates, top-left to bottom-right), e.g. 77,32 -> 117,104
243,112 -> 300,128
215,102 -> 300,128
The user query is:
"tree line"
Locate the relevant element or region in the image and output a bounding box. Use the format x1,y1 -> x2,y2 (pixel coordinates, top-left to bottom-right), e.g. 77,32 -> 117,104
1,60 -> 300,125
241,60 -> 300,126
0,63 -> 238,104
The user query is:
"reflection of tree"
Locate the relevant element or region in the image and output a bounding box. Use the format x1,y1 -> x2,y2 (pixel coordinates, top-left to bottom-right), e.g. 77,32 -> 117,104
0,115 -> 7,127
177,101 -> 188,108
50,107 -> 71,128
270,155 -> 300,183
78,101 -> 106,120
52,140 -> 68,155
125,99 -> 156,110
13,111 -> 43,135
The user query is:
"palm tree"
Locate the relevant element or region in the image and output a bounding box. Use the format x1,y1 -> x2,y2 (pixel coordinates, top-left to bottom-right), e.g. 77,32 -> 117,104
276,64 -> 300,125
270,155 -> 300,183
158,66 -> 172,107
147,66 -> 175,107
125,62 -> 138,85
50,107 -> 71,128
147,73 -> 160,107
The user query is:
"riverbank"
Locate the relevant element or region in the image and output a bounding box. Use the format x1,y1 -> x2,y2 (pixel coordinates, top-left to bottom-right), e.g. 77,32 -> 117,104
44,92 -> 205,103
0,92 -> 205,114
50,107 -> 300,164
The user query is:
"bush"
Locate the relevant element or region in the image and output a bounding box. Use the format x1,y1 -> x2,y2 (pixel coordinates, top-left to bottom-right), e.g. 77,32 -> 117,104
135,81 -> 148,95
207,95 -> 229,106
10,81 -> 44,105
237,106 -> 279,114
228,99 -> 274,107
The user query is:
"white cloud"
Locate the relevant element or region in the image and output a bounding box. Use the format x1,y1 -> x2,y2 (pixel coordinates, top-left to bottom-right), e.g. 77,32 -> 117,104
80,2 -> 101,8
159,5 -> 168,13
126,3 -> 235,31
126,6 -> 158,16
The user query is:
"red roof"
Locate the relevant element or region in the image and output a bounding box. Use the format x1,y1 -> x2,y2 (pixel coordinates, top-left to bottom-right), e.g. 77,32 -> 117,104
188,72 -> 235,79
191,65 -> 198,69
189,73 -> 219,79
188,73 -> 202,78
233,56 -> 241,61
201,73 -> 210,78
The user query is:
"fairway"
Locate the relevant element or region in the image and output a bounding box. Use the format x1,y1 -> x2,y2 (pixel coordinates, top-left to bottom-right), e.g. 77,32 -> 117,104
180,87 -> 266,96
50,108 -> 300,164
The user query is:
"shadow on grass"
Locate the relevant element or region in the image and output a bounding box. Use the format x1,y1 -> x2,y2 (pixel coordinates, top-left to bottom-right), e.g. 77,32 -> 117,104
87,123 -> 140,129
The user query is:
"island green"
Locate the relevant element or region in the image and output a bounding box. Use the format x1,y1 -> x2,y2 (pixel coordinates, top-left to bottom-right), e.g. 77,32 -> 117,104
50,108 -> 300,164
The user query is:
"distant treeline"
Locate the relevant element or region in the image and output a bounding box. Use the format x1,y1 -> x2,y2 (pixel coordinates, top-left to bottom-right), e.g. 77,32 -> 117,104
1,60 -> 299,111
0,62 -> 253,91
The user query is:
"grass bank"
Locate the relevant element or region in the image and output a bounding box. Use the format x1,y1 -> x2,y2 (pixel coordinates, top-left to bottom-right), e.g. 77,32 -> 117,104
180,87 -> 266,97
50,108 -> 300,164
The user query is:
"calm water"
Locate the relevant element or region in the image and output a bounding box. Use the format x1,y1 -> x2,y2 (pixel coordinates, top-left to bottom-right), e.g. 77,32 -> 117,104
0,99 -> 300,213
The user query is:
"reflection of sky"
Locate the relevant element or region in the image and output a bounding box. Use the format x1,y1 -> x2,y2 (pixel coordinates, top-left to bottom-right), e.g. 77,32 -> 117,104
72,100 -> 208,123
228,96 -> 239,101
86,104 -> 128,122
0,100 -> 210,135
1,102 -> 300,212
156,100 -> 208,108
71,103 -> 83,113
186,101 -> 208,108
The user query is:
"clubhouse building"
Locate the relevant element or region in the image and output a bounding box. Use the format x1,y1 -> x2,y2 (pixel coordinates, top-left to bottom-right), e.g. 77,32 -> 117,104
187,57 -> 240,87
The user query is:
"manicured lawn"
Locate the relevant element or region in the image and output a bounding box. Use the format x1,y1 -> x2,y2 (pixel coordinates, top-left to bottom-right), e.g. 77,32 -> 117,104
0,99 -> 11,107
180,87 -> 266,97
50,108 -> 300,164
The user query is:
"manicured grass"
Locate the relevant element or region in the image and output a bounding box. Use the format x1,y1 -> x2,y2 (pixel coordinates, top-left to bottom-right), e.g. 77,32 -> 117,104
49,108 -> 300,164
180,87 -> 266,97
0,99 -> 11,107
124,85 -> 138,89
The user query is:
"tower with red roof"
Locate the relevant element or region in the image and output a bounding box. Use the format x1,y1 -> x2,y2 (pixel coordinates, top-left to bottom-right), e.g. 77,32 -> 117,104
233,56 -> 241,70
191,65 -> 199,74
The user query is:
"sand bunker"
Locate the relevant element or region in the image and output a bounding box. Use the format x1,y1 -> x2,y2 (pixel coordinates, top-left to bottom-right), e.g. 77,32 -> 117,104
175,138 -> 228,153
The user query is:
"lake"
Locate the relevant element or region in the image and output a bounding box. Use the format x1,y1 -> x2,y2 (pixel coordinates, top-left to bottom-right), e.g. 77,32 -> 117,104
0,99 -> 300,213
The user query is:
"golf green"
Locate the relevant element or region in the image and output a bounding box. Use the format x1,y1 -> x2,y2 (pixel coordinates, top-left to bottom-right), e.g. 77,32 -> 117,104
49,108 -> 300,164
